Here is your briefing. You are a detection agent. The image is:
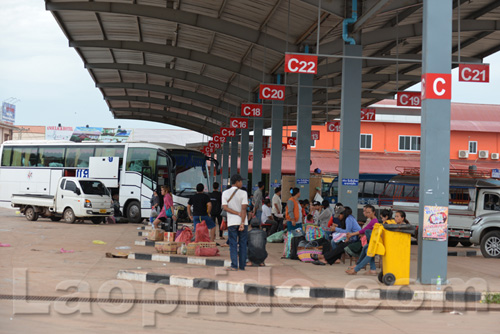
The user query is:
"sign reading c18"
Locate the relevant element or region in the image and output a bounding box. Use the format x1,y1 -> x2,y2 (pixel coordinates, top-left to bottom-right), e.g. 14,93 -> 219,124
284,54 -> 318,74
241,104 -> 262,117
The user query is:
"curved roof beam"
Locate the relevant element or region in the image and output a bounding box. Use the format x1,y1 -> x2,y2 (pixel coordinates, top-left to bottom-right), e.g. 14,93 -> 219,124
104,96 -> 227,124
111,108 -> 220,135
97,82 -> 238,111
71,40 -> 272,84
86,63 -> 249,100
46,1 -> 298,54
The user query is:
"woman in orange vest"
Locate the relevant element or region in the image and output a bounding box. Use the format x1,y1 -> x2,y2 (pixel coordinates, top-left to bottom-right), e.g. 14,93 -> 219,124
286,187 -> 302,232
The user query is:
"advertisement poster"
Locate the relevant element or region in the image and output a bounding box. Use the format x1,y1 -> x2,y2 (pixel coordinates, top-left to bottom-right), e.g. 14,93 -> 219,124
70,127 -> 132,142
1,103 -> 15,125
46,126 -> 74,140
422,205 -> 448,241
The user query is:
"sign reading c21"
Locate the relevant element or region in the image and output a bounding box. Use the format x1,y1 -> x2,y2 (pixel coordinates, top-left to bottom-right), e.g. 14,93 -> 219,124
458,64 -> 489,83
229,118 -> 248,129
397,91 -> 421,107
259,84 -> 286,101
284,54 -> 318,74
421,73 -> 452,100
241,103 -> 263,117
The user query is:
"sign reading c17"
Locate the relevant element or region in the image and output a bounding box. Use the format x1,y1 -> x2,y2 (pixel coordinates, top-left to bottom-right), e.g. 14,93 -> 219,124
397,91 -> 421,107
458,63 -> 489,83
360,108 -> 376,121
230,118 -> 248,129
241,103 -> 263,117
259,84 -> 286,101
220,128 -> 236,137
285,54 -> 318,74
326,121 -> 341,132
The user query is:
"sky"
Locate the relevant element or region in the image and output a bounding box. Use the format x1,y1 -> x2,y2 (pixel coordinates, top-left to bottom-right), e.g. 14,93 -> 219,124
1,0 -> 500,130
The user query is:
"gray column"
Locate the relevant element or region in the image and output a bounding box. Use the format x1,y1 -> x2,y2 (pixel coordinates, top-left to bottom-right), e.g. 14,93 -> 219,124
222,141 -> 229,189
270,100 -> 284,195
240,128 -> 250,188
209,152 -> 215,192
338,44 -> 362,219
417,0 -> 452,284
230,132 -> 239,178
295,73 -> 313,200
216,149 -> 223,187
252,118 -> 263,192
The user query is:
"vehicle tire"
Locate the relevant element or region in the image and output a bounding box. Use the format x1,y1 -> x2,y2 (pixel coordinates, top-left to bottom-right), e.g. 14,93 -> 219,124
480,231 -> 500,258
448,240 -> 459,247
460,241 -> 473,247
50,216 -> 62,222
382,273 -> 396,286
25,206 -> 38,221
91,217 -> 103,224
126,201 -> 142,224
63,208 -> 76,224
378,271 -> 384,284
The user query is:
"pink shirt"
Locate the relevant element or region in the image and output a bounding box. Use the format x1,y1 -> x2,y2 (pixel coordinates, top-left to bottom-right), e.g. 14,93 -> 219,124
359,218 -> 378,235
158,193 -> 174,219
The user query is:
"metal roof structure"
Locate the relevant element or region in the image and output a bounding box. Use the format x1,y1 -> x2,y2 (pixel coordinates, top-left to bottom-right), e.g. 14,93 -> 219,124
46,0 -> 500,135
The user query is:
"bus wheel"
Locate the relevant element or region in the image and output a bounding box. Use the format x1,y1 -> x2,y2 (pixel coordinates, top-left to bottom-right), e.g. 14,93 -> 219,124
126,201 -> 142,224
63,208 -> 76,224
25,207 -> 38,221
50,216 -> 62,222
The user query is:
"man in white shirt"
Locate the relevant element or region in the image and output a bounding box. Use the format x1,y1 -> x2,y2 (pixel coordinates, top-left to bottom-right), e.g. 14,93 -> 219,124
260,198 -> 278,236
271,187 -> 283,231
222,174 -> 248,271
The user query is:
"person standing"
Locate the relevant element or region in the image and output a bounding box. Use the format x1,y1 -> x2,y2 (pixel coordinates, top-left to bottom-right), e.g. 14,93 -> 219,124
271,187 -> 283,231
153,185 -> 175,230
252,181 -> 265,222
209,182 -> 223,239
187,183 -> 216,241
222,174 -> 249,271
286,187 -> 302,232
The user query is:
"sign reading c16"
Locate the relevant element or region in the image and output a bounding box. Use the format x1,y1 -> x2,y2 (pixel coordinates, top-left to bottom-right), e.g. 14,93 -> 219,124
397,92 -> 421,107
421,73 -> 452,100
220,128 -> 236,137
284,54 -> 318,74
241,103 -> 263,117
458,64 -> 489,83
259,84 -> 286,101
327,121 -> 340,132
230,118 -> 248,129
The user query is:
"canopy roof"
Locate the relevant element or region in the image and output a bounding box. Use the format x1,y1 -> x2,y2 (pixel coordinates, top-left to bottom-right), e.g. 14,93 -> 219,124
46,0 -> 500,135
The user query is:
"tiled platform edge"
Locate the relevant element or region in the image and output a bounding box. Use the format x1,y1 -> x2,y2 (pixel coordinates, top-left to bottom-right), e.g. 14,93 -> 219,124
128,252 -> 231,267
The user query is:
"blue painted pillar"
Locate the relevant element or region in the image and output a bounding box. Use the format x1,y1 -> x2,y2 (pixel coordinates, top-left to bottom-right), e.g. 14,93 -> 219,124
252,118 -> 263,192
240,128 -> 250,188
230,132 -> 239,177
222,141 -> 229,189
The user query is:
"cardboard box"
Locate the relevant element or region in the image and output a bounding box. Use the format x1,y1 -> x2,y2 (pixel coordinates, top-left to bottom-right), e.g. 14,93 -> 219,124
148,229 -> 164,241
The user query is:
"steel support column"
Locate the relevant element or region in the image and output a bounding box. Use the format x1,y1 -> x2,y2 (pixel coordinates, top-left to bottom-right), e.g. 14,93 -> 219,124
209,152 -> 215,192
338,44 -> 363,219
417,0 -> 452,284
222,141 -> 230,189
240,128 -> 250,188
216,149 -> 223,187
252,118 -> 263,191
230,132 -> 239,177
270,100 -> 284,195
295,73 -> 313,200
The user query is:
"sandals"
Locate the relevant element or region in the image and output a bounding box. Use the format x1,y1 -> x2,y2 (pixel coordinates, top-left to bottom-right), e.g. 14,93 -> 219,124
345,268 -> 357,275
364,270 -> 378,276
312,260 -> 326,266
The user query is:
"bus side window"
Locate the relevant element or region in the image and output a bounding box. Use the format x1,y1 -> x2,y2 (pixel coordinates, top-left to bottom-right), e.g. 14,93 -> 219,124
1,147 -> 12,166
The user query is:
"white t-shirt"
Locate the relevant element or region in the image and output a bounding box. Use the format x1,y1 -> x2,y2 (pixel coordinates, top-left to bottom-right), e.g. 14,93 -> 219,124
261,205 -> 272,223
271,193 -> 282,215
222,186 -> 249,226
314,192 -> 324,203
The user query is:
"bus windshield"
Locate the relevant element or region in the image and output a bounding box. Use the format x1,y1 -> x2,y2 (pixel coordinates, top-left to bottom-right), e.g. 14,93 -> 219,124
79,180 -> 110,196
170,150 -> 208,194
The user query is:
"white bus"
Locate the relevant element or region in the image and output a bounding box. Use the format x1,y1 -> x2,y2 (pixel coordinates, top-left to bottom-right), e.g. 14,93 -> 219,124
0,140 -> 215,223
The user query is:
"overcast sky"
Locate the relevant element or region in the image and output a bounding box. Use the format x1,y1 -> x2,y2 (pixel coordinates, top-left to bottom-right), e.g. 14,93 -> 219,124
1,0 -> 500,130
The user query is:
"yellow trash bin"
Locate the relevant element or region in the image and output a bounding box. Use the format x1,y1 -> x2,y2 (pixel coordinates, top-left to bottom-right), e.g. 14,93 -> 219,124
367,223 -> 415,286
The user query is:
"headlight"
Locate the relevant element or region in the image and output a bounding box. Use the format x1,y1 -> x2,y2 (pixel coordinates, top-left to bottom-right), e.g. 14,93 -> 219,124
84,199 -> 92,208
472,217 -> 483,226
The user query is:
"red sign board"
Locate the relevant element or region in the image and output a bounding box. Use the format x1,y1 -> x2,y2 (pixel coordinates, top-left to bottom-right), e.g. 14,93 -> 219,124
326,121 -> 341,132
213,142 -> 221,149
220,128 -> 236,137
422,73 -> 452,100
208,141 -> 215,149
263,148 -> 271,157
282,143 -> 288,151
287,137 -> 297,146
202,146 -> 214,155
361,108 -> 376,121
284,54 -> 318,74
397,92 -> 421,107
458,64 -> 489,83
229,118 -> 248,129
213,134 -> 221,143
311,130 -> 320,141
241,103 -> 263,117
259,84 -> 286,101
249,155 -> 253,161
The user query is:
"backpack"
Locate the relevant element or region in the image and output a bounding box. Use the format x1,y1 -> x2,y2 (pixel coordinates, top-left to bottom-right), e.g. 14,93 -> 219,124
209,191 -> 222,216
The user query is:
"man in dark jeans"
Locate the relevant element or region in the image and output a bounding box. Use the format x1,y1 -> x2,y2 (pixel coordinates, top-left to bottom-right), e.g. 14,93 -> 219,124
209,182 -> 223,239
187,183 -> 215,241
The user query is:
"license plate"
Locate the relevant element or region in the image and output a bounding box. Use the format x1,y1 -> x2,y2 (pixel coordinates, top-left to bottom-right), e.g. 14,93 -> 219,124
99,209 -> 106,213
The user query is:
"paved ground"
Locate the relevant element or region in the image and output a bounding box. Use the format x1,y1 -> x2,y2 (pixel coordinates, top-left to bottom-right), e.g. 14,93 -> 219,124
1,207 -> 499,333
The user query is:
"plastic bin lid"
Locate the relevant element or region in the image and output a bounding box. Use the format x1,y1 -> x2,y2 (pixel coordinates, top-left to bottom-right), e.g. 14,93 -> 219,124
382,223 -> 416,234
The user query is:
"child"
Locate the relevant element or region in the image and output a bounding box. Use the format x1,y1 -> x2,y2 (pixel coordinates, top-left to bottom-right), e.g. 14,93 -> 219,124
306,214 -> 314,225
150,190 -> 160,225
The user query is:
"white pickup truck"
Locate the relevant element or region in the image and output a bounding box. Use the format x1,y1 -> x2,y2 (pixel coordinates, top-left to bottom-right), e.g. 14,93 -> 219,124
11,177 -> 113,224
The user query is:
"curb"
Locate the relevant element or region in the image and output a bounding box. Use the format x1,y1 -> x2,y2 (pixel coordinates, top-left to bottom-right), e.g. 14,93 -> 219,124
135,240 -> 160,247
117,270 -> 484,302
129,253 -> 231,267
447,250 -> 478,257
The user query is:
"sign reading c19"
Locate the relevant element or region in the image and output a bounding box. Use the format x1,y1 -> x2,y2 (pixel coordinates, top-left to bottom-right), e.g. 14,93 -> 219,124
421,73 -> 452,100
397,91 -> 421,107
284,54 -> 318,74
259,84 -> 286,101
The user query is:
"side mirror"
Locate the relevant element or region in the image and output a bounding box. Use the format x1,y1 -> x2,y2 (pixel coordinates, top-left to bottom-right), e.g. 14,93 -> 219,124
75,188 -> 81,195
